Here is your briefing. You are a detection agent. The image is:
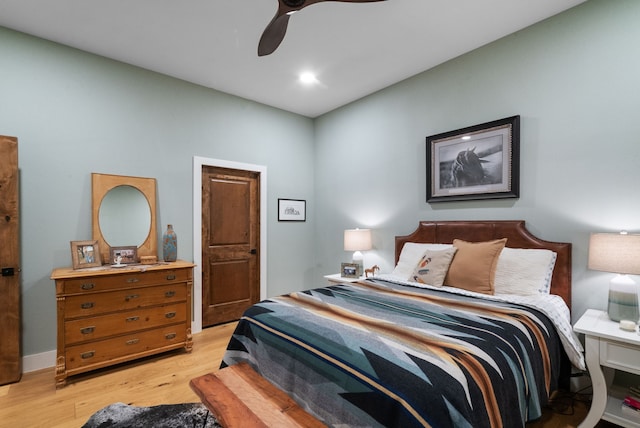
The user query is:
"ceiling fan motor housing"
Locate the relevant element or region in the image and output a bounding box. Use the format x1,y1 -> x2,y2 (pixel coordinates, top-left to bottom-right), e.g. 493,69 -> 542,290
283,0 -> 306,8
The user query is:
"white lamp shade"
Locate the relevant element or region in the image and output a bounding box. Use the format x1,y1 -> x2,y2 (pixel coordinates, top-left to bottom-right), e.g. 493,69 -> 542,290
588,232 -> 640,275
344,229 -> 372,252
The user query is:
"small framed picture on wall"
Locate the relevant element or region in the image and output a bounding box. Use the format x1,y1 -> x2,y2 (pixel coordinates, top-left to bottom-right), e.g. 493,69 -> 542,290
278,198 -> 306,222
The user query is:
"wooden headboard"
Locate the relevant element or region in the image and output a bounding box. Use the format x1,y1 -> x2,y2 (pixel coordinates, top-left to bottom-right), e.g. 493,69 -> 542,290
395,221 -> 572,309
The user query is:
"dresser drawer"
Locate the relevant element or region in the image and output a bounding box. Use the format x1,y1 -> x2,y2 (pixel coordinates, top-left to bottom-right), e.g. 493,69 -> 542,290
64,284 -> 187,319
60,268 -> 190,294
65,324 -> 187,371
600,339 -> 640,375
65,303 -> 186,344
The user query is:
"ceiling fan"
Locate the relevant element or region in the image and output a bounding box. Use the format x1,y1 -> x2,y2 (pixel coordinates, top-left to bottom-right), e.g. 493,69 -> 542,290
258,0 -> 386,56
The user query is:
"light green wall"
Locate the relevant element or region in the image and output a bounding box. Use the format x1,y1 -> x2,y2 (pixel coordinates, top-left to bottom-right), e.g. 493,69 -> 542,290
2,0 -> 639,362
313,0 -> 640,323
0,28 -> 316,356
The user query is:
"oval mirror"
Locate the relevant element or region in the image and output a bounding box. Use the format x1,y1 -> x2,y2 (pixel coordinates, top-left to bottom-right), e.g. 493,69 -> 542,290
92,173 -> 158,263
98,185 -> 151,247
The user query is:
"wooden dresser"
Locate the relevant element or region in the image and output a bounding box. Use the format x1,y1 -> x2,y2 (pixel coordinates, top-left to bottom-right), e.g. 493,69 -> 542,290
51,260 -> 194,388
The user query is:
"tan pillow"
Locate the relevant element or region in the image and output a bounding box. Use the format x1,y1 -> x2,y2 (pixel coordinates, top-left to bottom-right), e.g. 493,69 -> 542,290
444,238 -> 507,294
410,248 -> 458,287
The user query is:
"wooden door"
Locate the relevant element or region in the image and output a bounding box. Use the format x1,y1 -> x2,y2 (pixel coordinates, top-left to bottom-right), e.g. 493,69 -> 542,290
202,166 -> 260,327
0,135 -> 21,385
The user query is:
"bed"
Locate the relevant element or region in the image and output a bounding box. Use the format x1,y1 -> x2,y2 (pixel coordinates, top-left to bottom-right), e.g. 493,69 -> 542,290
221,220 -> 585,427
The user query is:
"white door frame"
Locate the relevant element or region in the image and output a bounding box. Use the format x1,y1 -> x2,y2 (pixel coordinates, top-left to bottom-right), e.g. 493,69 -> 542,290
192,156 -> 267,333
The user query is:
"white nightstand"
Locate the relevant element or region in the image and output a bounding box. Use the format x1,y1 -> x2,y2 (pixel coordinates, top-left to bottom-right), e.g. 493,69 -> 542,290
324,273 -> 365,284
573,309 -> 640,428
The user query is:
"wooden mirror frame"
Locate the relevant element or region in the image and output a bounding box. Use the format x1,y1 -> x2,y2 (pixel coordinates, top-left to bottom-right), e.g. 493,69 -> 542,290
91,173 -> 157,264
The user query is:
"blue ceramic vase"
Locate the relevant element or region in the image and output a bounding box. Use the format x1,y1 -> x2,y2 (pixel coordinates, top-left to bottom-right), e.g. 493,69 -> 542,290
162,224 -> 177,262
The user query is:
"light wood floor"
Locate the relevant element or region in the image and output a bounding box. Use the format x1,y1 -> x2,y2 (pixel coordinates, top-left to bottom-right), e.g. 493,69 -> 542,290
0,322 -> 236,428
0,321 -> 605,428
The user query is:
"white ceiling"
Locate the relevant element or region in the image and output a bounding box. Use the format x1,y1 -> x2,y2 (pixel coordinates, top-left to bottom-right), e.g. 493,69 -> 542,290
0,0 -> 586,118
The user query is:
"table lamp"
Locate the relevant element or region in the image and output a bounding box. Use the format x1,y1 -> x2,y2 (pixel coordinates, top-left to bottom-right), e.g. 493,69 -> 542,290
344,228 -> 372,276
588,232 -> 640,323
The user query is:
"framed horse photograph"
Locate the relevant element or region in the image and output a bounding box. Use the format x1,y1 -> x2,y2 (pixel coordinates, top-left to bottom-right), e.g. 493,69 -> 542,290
426,115 -> 520,202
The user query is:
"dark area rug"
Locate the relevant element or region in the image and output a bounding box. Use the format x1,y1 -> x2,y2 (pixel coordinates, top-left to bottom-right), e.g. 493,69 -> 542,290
82,402 -> 222,428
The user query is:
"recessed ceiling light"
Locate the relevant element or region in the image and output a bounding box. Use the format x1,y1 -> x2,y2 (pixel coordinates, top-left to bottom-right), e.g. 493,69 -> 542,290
462,136 -> 471,140
299,72 -> 318,85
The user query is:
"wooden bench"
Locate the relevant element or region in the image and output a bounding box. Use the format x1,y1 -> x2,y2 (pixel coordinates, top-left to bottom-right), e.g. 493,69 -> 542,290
190,362 -> 326,428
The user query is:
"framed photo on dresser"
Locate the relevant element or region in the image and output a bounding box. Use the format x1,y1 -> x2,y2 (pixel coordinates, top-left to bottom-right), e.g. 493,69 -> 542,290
109,246 -> 138,265
70,240 -> 102,269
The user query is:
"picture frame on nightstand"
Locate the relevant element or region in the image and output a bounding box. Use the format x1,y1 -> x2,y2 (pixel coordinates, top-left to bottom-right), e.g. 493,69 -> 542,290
341,262 -> 360,278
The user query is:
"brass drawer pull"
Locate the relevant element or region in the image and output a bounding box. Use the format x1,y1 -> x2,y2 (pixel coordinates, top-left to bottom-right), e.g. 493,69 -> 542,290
81,351 -> 95,359
165,312 -> 176,319
165,291 -> 176,298
125,294 -> 139,301
80,302 -> 94,309
126,339 -> 140,345
166,274 -> 176,281
165,333 -> 177,340
81,283 -> 95,290
80,326 -> 95,335
126,278 -> 139,283
125,316 -> 140,322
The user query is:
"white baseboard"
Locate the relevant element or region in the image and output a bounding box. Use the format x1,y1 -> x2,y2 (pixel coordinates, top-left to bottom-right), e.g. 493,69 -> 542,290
22,350 -> 56,373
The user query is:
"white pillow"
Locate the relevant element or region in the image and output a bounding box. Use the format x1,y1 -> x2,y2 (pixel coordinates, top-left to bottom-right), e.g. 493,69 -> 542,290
493,248 -> 557,295
392,243 -> 453,280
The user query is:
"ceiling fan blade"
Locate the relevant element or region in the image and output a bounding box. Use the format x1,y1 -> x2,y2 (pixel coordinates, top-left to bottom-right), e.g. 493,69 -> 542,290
257,0 -> 387,56
295,0 -> 385,5
258,13 -> 291,57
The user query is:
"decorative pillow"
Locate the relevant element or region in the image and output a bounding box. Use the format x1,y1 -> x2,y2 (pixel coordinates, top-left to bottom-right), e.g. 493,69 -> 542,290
410,248 -> 458,287
494,248 -> 557,295
444,238 -> 507,294
392,243 -> 454,280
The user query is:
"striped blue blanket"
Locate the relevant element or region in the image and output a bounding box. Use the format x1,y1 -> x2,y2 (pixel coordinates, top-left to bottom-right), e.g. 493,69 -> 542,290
221,278 -> 567,427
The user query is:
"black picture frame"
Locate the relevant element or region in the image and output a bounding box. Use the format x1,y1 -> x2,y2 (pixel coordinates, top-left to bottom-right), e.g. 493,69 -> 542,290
278,198 -> 306,222
426,115 -> 520,202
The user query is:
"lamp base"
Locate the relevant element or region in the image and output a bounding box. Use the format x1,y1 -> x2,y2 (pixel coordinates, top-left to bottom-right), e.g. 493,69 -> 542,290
352,251 -> 364,277
607,275 -> 639,323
